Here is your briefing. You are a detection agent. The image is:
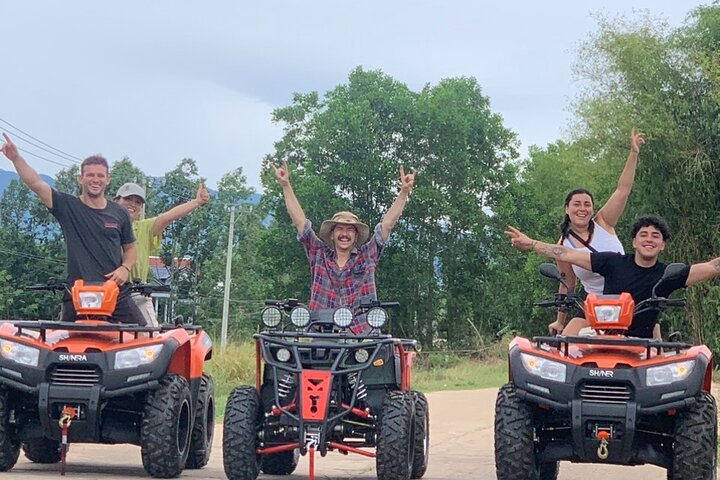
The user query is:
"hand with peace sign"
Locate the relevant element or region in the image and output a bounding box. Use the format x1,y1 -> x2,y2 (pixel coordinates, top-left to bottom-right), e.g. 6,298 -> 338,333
273,160 -> 291,188
399,165 -> 415,193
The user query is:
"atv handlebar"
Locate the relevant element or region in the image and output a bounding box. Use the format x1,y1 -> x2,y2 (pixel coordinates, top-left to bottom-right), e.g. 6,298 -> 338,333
24,281 -> 171,295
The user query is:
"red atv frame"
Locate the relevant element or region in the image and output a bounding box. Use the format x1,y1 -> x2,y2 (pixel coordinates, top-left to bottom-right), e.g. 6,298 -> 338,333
494,263 -> 717,480
222,299 -> 429,480
0,280 -> 214,478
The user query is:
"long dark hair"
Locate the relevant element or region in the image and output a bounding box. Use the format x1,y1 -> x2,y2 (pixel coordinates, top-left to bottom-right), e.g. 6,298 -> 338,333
560,189 -> 595,240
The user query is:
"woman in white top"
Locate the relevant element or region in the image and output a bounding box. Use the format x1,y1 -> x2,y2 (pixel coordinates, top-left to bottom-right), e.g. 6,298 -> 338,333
548,129 -> 645,334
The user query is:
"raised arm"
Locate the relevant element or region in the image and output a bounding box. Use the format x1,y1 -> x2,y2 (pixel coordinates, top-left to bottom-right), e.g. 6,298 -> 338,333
505,226 -> 593,271
595,128 -> 645,231
380,166 -> 415,241
1,133 -> 53,208
152,182 -> 210,236
274,160 -> 306,234
686,257 -> 720,287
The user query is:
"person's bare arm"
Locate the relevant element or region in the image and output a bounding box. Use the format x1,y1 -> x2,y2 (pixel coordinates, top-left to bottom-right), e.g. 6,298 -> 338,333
595,128 -> 645,231
686,257 -> 720,286
505,226 -> 593,270
380,166 -> 415,241
1,133 -> 53,208
274,161 -> 306,234
152,183 -> 210,236
105,243 -> 137,286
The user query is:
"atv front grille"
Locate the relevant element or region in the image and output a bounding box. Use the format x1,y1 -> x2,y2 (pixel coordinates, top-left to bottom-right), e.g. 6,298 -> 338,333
580,383 -> 632,404
49,366 -> 101,387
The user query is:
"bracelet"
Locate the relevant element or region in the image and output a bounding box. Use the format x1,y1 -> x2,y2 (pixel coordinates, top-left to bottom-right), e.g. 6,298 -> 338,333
120,264 -> 130,272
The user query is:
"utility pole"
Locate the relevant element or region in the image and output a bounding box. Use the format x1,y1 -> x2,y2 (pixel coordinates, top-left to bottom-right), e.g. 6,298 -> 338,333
220,205 -> 235,351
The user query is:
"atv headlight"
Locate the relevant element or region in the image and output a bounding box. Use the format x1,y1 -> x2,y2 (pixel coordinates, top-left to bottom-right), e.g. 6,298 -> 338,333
354,349 -> 369,363
78,291 -> 104,309
333,307 -> 353,328
520,353 -> 566,382
276,348 -> 291,363
594,306 -> 621,323
0,339 -> 39,367
290,306 -> 310,328
367,308 -> 387,329
114,345 -> 163,369
261,307 -> 282,328
646,360 -> 695,387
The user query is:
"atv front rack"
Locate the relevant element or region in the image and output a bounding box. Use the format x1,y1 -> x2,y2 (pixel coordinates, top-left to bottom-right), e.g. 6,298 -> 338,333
7,320 -> 201,343
533,335 -> 694,357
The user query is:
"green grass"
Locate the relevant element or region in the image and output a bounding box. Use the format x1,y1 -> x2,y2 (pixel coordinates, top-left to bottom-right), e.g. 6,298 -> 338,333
206,342 -> 507,416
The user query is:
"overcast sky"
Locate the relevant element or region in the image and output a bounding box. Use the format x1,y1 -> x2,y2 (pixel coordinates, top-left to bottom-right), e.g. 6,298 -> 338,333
0,1 -> 706,192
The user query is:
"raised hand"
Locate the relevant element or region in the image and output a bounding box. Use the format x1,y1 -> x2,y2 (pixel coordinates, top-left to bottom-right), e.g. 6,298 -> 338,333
630,128 -> 645,154
196,182 -> 210,205
273,160 -> 290,187
1,133 -> 21,162
399,165 -> 415,193
504,226 -> 536,251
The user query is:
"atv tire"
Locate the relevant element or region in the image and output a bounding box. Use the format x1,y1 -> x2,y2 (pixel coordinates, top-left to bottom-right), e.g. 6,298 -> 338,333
0,389 -> 19,471
670,392 -> 717,480
410,390 -> 429,479
260,449 -> 299,475
140,374 -> 193,478
377,390 -> 414,480
185,373 -> 215,469
22,437 -> 60,464
495,383 -> 543,480
223,386 -> 261,480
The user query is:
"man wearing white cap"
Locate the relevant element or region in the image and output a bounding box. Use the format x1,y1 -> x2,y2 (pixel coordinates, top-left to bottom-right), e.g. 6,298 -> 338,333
274,161 -> 415,332
114,181 -> 210,325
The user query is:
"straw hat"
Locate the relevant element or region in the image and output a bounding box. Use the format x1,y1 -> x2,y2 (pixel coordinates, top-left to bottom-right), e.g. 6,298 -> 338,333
319,211 -> 370,247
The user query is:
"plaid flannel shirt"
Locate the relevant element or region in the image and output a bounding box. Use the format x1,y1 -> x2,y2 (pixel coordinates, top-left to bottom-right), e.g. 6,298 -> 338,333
298,220 -> 385,332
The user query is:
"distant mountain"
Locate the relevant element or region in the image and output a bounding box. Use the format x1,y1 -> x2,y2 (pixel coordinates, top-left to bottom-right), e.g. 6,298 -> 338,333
0,169 -> 54,192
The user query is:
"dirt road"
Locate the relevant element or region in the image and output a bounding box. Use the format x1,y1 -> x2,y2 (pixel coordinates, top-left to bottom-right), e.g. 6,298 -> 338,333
5,388 -> 691,479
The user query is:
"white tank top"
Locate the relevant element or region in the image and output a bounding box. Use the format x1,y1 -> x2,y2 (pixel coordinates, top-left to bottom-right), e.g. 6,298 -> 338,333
561,221 -> 624,295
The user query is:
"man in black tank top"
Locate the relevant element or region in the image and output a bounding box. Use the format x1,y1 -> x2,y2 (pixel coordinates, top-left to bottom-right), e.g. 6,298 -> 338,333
506,215 -> 720,338
1,133 -> 144,324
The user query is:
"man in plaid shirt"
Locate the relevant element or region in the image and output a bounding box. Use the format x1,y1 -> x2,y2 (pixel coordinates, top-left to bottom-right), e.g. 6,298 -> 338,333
274,161 -> 415,333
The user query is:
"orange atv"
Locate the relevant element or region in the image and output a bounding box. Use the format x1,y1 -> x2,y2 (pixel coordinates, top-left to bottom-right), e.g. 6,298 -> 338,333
495,263 -> 717,480
0,280 -> 214,478
222,299 -> 428,480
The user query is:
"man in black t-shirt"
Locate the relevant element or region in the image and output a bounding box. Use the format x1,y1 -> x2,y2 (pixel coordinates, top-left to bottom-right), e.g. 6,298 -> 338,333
1,133 -> 144,324
505,215 -> 720,338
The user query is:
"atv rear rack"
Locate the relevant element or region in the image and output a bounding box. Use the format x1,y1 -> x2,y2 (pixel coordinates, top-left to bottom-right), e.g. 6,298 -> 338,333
533,335 -> 694,357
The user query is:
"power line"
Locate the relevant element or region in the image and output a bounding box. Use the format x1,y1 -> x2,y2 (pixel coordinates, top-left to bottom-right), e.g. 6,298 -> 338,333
17,147 -> 75,169
0,117 -> 82,162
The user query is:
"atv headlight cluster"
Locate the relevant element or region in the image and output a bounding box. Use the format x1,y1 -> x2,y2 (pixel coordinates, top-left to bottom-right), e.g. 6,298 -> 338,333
0,339 -> 40,367
290,307 -> 310,328
261,307 -> 282,328
367,308 -> 387,329
114,345 -> 163,369
646,360 -> 695,387
78,291 -> 104,309
520,353 -> 566,382
333,307 -> 353,328
594,306 -> 621,323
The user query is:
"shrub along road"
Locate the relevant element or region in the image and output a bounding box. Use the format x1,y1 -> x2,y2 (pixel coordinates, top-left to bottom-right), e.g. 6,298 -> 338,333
7,388 -> 698,479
